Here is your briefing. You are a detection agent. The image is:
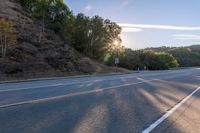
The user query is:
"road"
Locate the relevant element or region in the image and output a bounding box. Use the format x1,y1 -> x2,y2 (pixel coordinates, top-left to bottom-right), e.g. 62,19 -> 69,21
0,68 -> 200,133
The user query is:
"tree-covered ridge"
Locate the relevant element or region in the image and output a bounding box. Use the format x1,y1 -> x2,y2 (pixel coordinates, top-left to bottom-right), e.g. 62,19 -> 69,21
116,45 -> 200,70
17,0 -> 123,62
16,0 -> 199,71
146,45 -> 200,67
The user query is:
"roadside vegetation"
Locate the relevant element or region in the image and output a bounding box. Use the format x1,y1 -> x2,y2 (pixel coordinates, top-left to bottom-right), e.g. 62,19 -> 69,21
147,46 -> 200,67
2,0 -> 198,71
113,49 -> 179,70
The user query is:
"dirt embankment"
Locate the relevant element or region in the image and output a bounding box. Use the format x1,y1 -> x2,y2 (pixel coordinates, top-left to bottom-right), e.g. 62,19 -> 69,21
0,0 -> 128,81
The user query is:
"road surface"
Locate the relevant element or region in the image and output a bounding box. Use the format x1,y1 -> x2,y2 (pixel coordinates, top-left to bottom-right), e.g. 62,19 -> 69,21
0,68 -> 200,133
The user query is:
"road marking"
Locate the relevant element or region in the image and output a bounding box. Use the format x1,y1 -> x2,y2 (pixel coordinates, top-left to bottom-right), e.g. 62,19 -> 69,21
0,71 -> 190,93
0,79 -> 159,108
142,86 -> 200,133
0,74 -> 190,109
0,83 -> 66,93
0,80 -> 106,92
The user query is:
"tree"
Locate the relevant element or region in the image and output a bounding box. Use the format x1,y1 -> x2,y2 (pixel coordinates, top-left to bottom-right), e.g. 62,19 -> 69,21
47,0 -> 73,42
72,13 -> 91,52
155,52 -> 179,69
34,0 -> 50,32
103,19 -> 123,60
71,14 -> 123,61
0,19 -> 17,58
87,16 -> 107,59
114,49 -> 179,70
17,0 -> 123,62
17,0 -> 37,10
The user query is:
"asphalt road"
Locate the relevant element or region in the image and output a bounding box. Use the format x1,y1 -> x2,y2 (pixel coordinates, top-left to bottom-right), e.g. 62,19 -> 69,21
0,68 -> 200,133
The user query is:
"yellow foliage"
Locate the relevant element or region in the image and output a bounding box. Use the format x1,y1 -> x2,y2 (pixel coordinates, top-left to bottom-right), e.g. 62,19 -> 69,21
0,18 -> 17,57
0,18 -> 17,46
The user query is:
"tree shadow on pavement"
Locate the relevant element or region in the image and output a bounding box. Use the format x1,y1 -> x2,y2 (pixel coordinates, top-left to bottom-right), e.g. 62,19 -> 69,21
0,74 -> 199,133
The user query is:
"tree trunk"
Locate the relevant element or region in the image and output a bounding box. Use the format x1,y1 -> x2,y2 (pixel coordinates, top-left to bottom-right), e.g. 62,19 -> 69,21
0,36 -> 3,57
90,37 -> 94,57
39,9 -> 45,43
4,35 -> 7,57
39,27 -> 42,43
42,10 -> 45,33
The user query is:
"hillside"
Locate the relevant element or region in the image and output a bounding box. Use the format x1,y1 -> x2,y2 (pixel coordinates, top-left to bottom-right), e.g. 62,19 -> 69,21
0,0 -> 128,81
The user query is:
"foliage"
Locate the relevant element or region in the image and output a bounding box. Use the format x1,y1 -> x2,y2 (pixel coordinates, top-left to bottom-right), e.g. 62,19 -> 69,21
146,45 -> 200,67
169,47 -> 200,67
71,14 -> 123,61
107,49 -> 179,70
0,19 -> 17,57
16,0 -> 37,10
17,0 -> 123,61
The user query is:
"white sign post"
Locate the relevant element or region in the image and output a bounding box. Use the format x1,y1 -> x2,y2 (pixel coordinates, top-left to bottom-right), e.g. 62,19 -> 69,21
115,57 -> 119,67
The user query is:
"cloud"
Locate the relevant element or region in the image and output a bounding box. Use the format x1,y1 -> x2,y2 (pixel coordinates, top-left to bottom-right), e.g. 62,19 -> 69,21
83,4 -> 93,13
122,27 -> 143,33
118,23 -> 200,31
173,34 -> 200,40
121,0 -> 130,7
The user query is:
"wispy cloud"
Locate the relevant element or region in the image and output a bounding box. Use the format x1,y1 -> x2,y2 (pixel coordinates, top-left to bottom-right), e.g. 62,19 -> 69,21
173,34 -> 200,40
122,27 -> 143,33
121,0 -> 130,7
83,4 -> 93,13
118,23 -> 200,33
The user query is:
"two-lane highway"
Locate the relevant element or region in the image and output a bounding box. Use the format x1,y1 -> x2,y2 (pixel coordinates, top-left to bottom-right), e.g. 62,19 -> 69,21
0,68 -> 200,133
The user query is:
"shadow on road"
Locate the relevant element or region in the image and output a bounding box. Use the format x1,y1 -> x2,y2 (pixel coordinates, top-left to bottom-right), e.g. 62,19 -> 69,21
0,74 -> 200,133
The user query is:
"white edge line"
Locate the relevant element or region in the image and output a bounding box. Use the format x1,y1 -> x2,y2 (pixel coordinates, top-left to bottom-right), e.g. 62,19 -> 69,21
142,86 -> 200,133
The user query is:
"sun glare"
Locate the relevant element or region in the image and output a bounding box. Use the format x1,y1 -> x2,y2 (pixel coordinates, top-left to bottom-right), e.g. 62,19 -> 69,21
113,40 -> 119,45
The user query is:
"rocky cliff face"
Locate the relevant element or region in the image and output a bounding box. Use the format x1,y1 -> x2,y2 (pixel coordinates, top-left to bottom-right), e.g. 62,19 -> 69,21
0,0 -> 127,80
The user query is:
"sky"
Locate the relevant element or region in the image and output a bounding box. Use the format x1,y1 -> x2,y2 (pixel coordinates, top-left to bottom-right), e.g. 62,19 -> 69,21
64,0 -> 200,49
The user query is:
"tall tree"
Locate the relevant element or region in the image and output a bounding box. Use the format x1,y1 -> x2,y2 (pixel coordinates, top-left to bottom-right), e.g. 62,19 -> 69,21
30,0 -> 51,43
72,13 -> 90,52
48,0 -> 73,34
0,19 -> 17,58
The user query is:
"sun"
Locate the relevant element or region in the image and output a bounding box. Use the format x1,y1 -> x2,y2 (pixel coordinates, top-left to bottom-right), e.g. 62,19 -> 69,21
113,40 -> 119,45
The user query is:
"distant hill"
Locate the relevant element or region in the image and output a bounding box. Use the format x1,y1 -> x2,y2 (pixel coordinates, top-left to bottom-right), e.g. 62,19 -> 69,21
0,0 -> 128,81
145,45 -> 200,67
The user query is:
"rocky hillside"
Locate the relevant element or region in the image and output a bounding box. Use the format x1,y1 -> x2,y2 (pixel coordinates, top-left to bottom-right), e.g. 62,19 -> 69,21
0,0 -> 128,80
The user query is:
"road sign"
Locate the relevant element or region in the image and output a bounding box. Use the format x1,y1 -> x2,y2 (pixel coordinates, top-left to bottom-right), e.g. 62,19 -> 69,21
115,58 -> 119,66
